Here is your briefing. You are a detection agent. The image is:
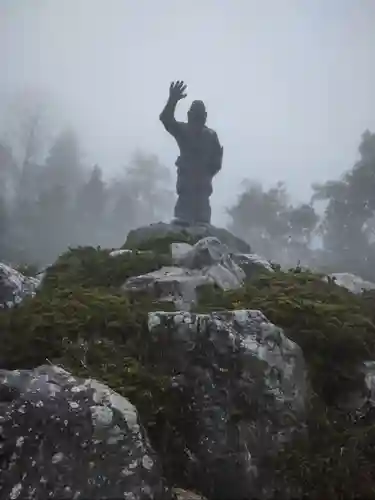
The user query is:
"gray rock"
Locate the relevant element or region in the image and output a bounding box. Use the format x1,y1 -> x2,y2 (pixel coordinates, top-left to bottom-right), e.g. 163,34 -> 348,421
0,263 -> 40,308
364,361 -> 375,406
123,266 -> 213,311
109,248 -> 133,257
148,309 -> 307,500
125,221 -> 251,254
123,238 -> 245,310
172,240 -> 273,279
339,360 -> 375,411
327,272 -> 375,294
174,237 -> 228,268
0,365 -> 172,500
232,253 -> 274,279
173,488 -> 207,500
171,242 -> 193,262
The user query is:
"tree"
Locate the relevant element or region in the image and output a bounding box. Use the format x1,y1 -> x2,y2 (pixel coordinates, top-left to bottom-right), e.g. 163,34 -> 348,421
0,89 -> 57,172
31,185 -> 72,265
228,181 -> 286,244
0,194 -> 10,261
0,89 -> 61,206
312,130 -> 375,279
0,142 -> 17,204
44,128 -> 84,192
287,204 -> 319,247
123,151 -> 175,227
73,165 -> 107,246
227,180 -> 319,265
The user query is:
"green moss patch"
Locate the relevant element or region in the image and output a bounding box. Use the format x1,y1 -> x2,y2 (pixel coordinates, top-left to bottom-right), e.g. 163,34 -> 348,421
3,243 -> 375,498
41,246 -> 171,291
268,396 -> 375,499
195,271 -> 375,403
0,285 -> 183,476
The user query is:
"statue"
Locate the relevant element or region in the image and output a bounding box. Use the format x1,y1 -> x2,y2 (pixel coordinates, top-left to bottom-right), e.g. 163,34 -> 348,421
160,81 -> 223,225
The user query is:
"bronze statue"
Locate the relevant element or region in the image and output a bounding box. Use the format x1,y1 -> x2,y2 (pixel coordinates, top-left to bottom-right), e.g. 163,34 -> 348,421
160,81 -> 223,225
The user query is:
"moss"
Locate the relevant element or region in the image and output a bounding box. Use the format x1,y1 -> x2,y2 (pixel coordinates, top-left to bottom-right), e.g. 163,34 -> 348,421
41,246 -> 171,291
0,285 -> 183,476
195,270 -> 375,404
192,271 -> 375,498
4,243 -> 375,498
267,397 -> 375,499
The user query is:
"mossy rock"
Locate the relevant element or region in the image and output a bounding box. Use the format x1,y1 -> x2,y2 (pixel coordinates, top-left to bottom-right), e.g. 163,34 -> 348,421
0,285 -> 183,477
4,244 -> 375,498
195,270 -> 375,404
41,246 -> 171,292
192,271 -> 375,498
123,231 -> 198,254
124,222 -> 251,253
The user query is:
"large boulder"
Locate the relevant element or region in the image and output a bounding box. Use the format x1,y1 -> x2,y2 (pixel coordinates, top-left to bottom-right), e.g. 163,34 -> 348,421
124,221 -> 251,254
148,309 -> 307,500
0,262 -> 40,308
232,253 -> 274,278
0,364 -> 172,500
4,230 -> 375,498
123,237 -> 246,310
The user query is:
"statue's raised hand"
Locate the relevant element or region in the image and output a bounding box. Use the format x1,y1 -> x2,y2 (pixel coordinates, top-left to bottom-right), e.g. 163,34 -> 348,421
169,81 -> 187,101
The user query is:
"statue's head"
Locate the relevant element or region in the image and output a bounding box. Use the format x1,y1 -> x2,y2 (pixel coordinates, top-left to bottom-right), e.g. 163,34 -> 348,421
187,100 -> 207,127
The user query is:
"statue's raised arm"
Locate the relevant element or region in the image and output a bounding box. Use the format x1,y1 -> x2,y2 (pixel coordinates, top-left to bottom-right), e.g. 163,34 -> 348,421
159,81 -> 187,138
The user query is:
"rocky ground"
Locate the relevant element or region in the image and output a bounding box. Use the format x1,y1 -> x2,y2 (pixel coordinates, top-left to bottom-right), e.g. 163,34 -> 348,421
1,223 -> 375,499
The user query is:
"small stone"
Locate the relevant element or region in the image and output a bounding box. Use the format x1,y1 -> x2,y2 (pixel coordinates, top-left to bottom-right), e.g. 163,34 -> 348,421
142,455 -> 154,470
52,452 -> 64,464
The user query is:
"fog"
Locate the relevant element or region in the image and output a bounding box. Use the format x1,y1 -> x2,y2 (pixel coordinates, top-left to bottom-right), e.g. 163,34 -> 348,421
2,0 -> 375,223
1,1 -> 375,279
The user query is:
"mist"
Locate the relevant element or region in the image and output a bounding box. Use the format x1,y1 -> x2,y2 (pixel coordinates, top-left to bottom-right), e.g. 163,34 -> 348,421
1,0 -> 375,278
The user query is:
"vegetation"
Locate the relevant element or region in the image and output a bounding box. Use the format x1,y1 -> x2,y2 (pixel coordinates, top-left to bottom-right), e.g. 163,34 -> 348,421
0,92 -> 175,267
227,131 -> 375,279
2,242 -> 375,498
42,246 -> 172,291
196,270 -> 375,403
2,91 -> 375,498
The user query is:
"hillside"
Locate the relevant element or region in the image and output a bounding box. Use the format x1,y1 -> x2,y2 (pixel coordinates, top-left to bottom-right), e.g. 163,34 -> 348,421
1,227 -> 375,500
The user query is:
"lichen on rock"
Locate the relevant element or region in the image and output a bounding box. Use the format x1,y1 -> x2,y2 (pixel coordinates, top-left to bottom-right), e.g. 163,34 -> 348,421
2,228 -> 375,499
0,364 -> 172,500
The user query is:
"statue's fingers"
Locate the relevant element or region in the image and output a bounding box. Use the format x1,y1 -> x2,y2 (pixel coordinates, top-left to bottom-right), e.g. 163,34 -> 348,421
181,84 -> 187,93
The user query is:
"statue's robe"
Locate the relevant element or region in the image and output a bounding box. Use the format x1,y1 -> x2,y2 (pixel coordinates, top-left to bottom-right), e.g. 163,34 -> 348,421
160,114 -> 222,224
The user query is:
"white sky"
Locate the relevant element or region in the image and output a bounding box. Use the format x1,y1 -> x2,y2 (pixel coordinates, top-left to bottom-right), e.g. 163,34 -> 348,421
1,0 -> 375,224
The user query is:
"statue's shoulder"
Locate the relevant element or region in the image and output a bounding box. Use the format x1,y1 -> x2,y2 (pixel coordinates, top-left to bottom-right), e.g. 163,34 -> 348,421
204,126 -> 217,135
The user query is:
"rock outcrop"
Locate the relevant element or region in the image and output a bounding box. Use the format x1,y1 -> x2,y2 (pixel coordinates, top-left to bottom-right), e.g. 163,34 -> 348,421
0,262 -> 40,308
148,309 -> 306,500
123,237 -> 247,310
2,226 -> 375,499
0,365 -> 171,500
328,272 -> 375,294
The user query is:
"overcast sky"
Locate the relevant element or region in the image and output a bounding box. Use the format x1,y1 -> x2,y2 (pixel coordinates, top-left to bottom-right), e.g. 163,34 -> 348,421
1,0 -> 375,224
